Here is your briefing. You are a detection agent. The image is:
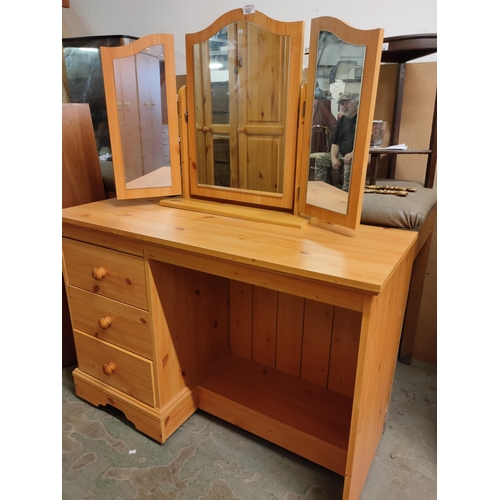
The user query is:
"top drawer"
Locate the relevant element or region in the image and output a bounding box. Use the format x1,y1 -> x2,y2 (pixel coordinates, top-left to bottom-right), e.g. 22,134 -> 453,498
63,238 -> 148,310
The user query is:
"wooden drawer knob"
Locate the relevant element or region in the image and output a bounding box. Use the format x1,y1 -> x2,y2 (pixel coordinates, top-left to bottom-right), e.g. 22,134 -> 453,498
98,316 -> 112,330
102,362 -> 116,375
92,267 -> 106,280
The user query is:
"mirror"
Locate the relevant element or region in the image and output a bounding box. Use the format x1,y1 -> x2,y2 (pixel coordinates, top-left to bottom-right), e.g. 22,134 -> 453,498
185,10 -> 304,209
298,18 -> 384,229
101,34 -> 181,200
307,33 -> 365,214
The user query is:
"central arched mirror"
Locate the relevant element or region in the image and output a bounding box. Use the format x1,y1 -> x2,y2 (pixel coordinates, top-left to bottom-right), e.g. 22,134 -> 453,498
298,18 -> 383,229
185,10 -> 304,209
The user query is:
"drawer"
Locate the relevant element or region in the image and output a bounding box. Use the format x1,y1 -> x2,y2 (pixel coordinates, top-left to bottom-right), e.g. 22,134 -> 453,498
74,330 -> 155,407
63,238 -> 148,310
68,286 -> 152,360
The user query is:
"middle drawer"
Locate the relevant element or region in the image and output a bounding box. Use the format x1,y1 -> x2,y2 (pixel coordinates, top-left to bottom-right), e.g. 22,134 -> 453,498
68,285 -> 153,360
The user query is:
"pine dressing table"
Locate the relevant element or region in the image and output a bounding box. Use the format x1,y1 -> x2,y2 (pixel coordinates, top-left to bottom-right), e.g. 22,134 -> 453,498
62,197 -> 416,500
62,11 -> 419,499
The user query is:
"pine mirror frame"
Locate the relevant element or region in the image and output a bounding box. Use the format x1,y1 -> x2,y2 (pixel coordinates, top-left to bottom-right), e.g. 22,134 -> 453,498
296,17 -> 384,229
101,34 -> 182,200
184,9 -> 305,210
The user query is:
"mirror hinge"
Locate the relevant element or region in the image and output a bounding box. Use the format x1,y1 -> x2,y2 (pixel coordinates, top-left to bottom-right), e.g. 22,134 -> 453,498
301,100 -> 306,117
184,111 -> 188,123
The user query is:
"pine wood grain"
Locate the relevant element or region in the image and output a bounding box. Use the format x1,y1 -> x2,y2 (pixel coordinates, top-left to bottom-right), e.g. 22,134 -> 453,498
252,287 -> 278,368
301,300 -> 334,387
61,224 -> 144,256
275,293 -> 305,377
63,197 -> 416,500
159,197 -> 309,228
73,369 -> 198,443
328,308 -> 362,397
63,238 -> 148,310
73,330 -> 155,407
62,199 -> 416,294
230,281 -> 253,359
343,250 -> 414,500
198,353 -> 353,475
68,286 -> 152,359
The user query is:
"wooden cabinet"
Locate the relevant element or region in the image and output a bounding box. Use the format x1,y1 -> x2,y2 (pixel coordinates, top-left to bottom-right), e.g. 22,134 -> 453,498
62,199 -> 416,500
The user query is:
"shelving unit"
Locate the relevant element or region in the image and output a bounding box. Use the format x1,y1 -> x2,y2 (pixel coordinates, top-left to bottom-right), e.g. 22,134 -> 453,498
367,34 -> 437,186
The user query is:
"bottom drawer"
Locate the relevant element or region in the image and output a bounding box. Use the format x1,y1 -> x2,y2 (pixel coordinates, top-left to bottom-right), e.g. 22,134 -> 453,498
74,330 -> 156,407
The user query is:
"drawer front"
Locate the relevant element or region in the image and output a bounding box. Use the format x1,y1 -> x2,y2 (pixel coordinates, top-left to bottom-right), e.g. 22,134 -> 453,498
68,286 -> 152,360
62,224 -> 144,256
74,330 -> 155,407
63,238 -> 148,310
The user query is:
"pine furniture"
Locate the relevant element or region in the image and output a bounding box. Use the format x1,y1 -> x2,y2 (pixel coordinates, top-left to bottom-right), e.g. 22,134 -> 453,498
62,11 -> 422,499
62,197 -> 416,500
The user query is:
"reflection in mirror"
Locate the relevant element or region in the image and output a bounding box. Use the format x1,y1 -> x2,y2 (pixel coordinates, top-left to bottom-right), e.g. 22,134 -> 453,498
307,31 -> 366,215
297,18 -> 383,229
101,34 -> 181,200
185,10 -> 304,210
193,22 -> 289,194
113,44 -> 172,190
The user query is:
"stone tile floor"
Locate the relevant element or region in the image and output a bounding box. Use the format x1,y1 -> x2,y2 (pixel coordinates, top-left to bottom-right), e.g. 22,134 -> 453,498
62,360 -> 436,499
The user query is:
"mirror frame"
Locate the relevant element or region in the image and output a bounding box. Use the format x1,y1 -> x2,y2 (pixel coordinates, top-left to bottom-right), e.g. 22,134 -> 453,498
296,17 -> 384,229
101,34 -> 182,200
184,9 -> 304,209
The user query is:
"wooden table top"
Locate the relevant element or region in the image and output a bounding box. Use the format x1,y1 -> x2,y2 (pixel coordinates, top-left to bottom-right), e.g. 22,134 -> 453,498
62,198 -> 417,294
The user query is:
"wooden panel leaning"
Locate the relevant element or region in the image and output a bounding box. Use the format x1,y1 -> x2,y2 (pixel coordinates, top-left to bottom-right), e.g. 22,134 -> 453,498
62,103 -> 107,367
62,103 -> 106,209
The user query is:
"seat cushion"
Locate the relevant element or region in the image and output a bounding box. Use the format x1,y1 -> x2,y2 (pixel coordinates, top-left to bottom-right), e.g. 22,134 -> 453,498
361,179 -> 437,231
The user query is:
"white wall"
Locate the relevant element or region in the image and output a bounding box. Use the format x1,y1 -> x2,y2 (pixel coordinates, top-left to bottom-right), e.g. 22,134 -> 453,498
62,0 -> 437,74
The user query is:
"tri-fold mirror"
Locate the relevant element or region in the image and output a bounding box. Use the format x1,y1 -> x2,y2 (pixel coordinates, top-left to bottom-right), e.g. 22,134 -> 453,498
101,11 -> 383,229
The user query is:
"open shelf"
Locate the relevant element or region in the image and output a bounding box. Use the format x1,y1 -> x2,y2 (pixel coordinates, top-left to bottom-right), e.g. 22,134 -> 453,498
373,33 -> 437,186
198,352 -> 353,475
